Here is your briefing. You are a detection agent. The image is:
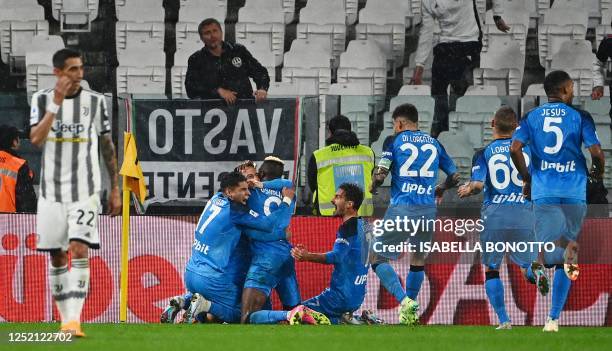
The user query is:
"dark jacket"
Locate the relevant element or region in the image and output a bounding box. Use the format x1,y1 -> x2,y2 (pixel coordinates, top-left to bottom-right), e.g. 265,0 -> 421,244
307,129 -> 361,212
1,148 -> 37,212
185,42 -> 270,100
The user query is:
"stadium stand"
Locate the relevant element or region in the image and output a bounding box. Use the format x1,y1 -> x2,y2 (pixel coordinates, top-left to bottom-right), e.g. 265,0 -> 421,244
296,0 -> 346,67
355,0 -> 408,70
235,0 -> 286,67
548,39 -> 595,98
0,0 -> 48,74
25,35 -> 66,99
282,38 -> 332,97
481,8 -> 529,55
176,0 -> 227,52
596,10 -> 612,49
436,131 -> 474,182
538,7 -> 588,70
449,94 -> 502,149
551,0 -> 610,29
328,81 -> 375,145
473,40 -> 525,96
51,0 -> 100,32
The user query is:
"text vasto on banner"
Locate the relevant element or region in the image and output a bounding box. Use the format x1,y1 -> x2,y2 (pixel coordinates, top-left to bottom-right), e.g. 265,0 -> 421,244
132,99 -> 299,205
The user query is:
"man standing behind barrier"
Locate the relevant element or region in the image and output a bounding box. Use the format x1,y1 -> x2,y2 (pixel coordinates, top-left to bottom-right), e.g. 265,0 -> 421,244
591,30 -> 612,124
307,115 -> 375,216
185,18 -> 270,104
0,125 -> 37,212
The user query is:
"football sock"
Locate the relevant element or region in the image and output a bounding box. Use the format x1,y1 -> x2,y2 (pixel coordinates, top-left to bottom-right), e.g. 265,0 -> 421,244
543,247 -> 565,266
249,310 -> 288,324
374,263 -> 406,303
406,265 -> 425,300
182,292 -> 193,310
49,264 -> 70,323
209,302 -> 241,323
485,271 -> 509,324
550,266 -> 571,320
524,264 -> 536,284
69,258 -> 90,323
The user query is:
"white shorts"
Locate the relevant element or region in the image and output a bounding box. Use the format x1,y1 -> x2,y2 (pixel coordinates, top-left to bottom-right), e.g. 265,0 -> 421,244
36,193 -> 101,251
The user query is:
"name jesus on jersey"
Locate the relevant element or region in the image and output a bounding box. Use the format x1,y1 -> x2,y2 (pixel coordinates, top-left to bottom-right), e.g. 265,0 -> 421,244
30,88 -> 111,203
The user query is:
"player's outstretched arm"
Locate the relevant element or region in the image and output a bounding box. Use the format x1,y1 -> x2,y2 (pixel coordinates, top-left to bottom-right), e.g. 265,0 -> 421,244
101,134 -> 121,216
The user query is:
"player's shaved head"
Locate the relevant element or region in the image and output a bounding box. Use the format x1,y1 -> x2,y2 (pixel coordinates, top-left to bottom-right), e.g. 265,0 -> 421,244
544,70 -> 572,97
493,106 -> 518,134
259,158 -> 284,181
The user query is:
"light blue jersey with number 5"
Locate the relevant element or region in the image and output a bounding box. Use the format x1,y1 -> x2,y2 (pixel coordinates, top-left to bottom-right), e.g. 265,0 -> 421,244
512,102 -> 600,201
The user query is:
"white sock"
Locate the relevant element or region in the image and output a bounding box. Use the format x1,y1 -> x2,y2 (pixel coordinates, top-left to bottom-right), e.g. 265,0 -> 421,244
67,258 -> 90,323
49,264 -> 70,323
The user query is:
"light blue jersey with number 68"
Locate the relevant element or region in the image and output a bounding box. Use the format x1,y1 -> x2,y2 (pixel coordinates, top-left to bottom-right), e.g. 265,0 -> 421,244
512,102 -> 600,201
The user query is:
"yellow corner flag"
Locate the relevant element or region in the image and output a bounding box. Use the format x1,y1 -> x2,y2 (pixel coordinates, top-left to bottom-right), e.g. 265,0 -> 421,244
119,132 -> 147,204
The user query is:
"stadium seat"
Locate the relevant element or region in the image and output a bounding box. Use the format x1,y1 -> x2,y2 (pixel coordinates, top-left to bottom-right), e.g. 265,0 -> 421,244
345,0 -> 359,25
176,0 -> 226,51
398,85 -> 431,96
481,8 -> 529,55
436,131 -> 474,182
404,51 -> 434,86
548,40 -> 595,98
25,35 -> 65,99
115,0 -> 164,21
551,0 -> 610,29
280,0 -> 295,24
464,85 -> 499,96
583,99 -> 612,149
170,46 -> 197,99
51,0 -> 99,32
336,40 -> 387,111
328,82 -> 376,145
473,40 -> 525,96
240,40 -> 276,82
175,22 -> 206,56
538,7 -> 588,70
0,0 -> 47,74
355,0 -> 408,69
595,10 -> 612,49
282,39 -> 333,97
449,95 -> 502,148
235,0 -> 285,67
296,0 -> 346,67
267,81 -> 312,96
115,21 -> 165,56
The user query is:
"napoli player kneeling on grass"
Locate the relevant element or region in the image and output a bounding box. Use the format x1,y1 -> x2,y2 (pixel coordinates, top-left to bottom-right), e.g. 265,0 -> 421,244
248,183 -> 370,325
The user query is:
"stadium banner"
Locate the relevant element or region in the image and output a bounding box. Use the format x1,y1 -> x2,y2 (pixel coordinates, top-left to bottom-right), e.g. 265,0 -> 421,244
130,98 -> 300,206
1,214 -> 611,325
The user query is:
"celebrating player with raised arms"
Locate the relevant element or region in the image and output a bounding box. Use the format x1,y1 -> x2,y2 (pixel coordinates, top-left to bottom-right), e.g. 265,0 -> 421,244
370,103 -> 459,325
510,70 -> 605,332
237,157 -> 301,323
177,172 -> 294,323
457,106 -> 550,330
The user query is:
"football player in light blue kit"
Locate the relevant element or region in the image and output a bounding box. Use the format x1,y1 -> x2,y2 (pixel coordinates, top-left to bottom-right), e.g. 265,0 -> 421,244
181,171 -> 295,323
237,157 -> 301,324
510,70 -> 605,332
370,103 -> 459,325
248,183 -> 370,325
457,106 -> 550,330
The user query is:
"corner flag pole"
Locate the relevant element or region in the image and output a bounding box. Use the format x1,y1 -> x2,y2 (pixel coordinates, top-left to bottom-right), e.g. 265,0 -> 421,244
120,140 -> 131,322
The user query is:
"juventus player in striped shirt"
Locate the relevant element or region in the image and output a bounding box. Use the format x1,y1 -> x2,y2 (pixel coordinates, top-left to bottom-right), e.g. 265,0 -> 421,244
29,49 -> 121,337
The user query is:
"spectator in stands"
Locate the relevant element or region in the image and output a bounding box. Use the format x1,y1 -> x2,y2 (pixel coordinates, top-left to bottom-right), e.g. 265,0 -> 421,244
592,32 -> 612,123
307,115 -> 374,216
410,0 -> 510,138
0,125 -> 37,212
185,18 -> 270,104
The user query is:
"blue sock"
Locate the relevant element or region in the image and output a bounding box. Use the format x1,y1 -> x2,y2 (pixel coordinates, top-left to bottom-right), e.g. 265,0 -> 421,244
209,302 -> 241,323
524,264 -> 536,284
406,266 -> 425,300
543,247 -> 565,265
249,310 -> 288,324
550,267 -> 571,320
182,292 -> 193,310
374,263 -> 406,303
485,272 -> 509,324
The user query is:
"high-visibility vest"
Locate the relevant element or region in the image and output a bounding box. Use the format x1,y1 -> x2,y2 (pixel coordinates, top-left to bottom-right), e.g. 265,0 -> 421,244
0,150 -> 26,213
313,144 -> 374,216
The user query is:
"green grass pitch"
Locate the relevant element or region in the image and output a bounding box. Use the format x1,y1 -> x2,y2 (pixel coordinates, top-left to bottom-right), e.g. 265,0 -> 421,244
1,323 -> 610,351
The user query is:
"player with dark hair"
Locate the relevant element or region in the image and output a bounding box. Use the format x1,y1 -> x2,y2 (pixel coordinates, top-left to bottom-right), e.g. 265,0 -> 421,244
458,106 -> 549,330
370,103 -> 459,325
179,171 -> 295,324
29,48 -> 120,337
511,70 -> 605,332
239,156 -> 301,323
248,182 -> 370,325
